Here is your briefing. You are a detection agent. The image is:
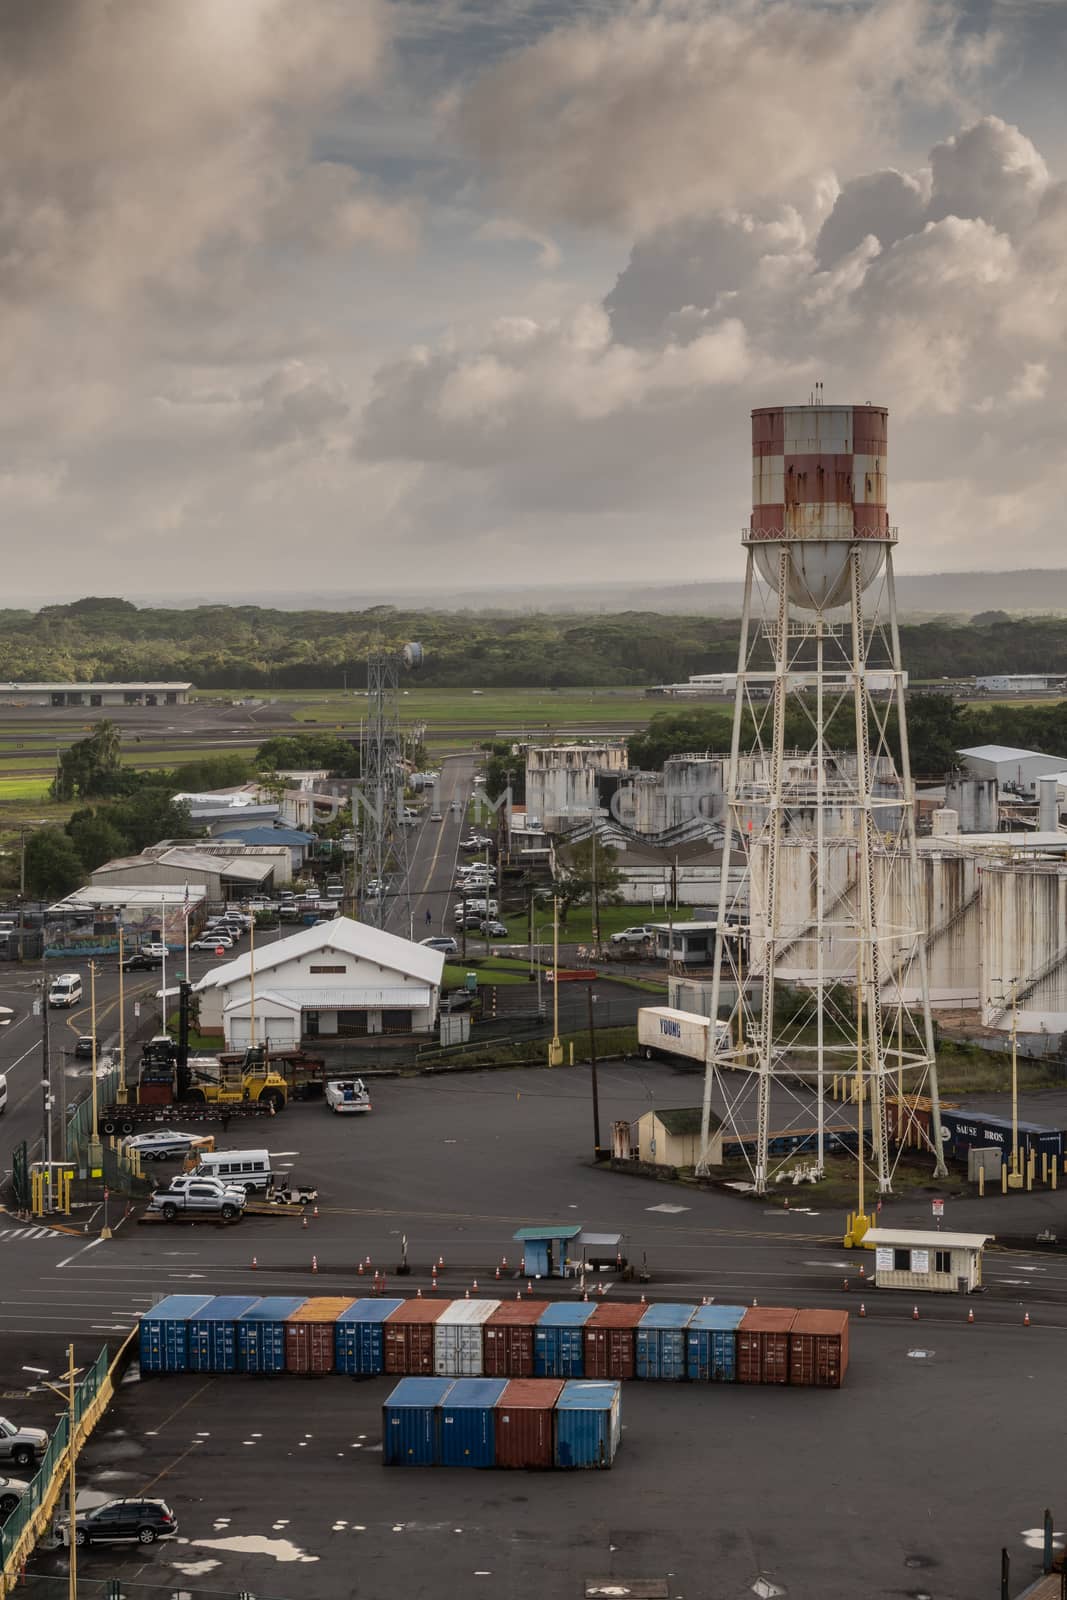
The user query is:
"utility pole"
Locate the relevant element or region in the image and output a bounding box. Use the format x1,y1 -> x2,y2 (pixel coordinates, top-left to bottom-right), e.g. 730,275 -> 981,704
39,976 -> 53,1212
549,896 -> 562,1066
587,983 -> 601,1155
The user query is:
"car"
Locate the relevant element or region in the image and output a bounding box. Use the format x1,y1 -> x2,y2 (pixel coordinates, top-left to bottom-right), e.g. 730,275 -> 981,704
453,913 -> 485,930
119,951 -> 162,972
73,1035 -> 96,1060
421,935 -> 459,954
47,973 -> 82,1008
63,1498 -> 178,1548
429,810 -> 443,822
325,1078 -> 372,1114
610,925 -> 659,947
191,935 -> 233,952
123,1129 -> 207,1161
0,1473 -> 28,1518
480,919 -> 509,937
147,1177 -> 246,1221
139,943 -> 168,959
0,1418 -> 47,1470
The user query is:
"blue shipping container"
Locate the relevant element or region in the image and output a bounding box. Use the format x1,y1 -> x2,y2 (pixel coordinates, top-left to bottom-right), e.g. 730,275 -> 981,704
139,1295 -> 213,1374
335,1298 -> 404,1377
635,1304 -> 696,1381
554,1380 -> 622,1469
187,1297 -> 261,1374
439,1377 -> 509,1468
939,1108 -> 1064,1167
383,1377 -> 455,1467
236,1297 -> 309,1374
687,1305 -> 745,1383
534,1303 -> 596,1379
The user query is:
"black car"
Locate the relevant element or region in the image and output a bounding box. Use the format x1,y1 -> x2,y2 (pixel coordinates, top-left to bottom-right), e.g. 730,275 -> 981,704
119,951 -> 162,972
68,1498 -> 177,1547
73,1036 -> 95,1059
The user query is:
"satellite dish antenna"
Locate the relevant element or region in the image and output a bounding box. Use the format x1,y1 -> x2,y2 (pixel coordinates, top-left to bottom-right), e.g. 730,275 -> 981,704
402,642 -> 424,671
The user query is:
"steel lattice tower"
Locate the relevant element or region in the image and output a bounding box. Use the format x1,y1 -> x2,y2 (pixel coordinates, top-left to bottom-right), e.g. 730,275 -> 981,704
696,400 -> 946,1198
359,651 -> 412,931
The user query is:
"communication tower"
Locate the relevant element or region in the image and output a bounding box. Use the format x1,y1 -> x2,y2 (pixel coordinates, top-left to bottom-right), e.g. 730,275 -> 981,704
359,642 -> 423,930
697,399 -> 946,1198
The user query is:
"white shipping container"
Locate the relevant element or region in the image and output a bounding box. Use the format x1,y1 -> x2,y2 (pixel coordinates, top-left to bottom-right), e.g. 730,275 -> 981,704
637,1007 -> 729,1065
433,1299 -> 501,1377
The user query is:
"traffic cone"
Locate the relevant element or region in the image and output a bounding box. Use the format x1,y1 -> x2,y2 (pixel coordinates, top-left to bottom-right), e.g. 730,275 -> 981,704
912,1305 -> 919,1320
527,1281 -> 533,1294
520,1256 -> 526,1274
859,1303 -> 866,1318
431,1273 -> 437,1290
516,1290 -> 522,1300
251,1255 -> 257,1269
472,1279 -> 478,1291
640,1294 -> 646,1304
752,1297 -> 759,1308
784,1198 -> 789,1209
465,1288 -> 470,1299
501,1256 -> 507,1270
495,1265 -> 500,1279
302,1214 -> 307,1229
598,1282 -> 607,1296
358,1261 -> 364,1274
843,1278 -> 849,1291
967,1307 -> 974,1323
416,1287 -> 422,1298
438,1255 -> 444,1269
365,1254 -> 372,1267
859,1263 -> 865,1279
1024,1310 -> 1031,1327
313,1205 -> 319,1219
312,1254 -> 318,1273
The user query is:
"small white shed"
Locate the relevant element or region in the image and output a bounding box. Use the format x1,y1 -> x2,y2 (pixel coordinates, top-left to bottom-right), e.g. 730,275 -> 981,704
863,1227 -> 992,1294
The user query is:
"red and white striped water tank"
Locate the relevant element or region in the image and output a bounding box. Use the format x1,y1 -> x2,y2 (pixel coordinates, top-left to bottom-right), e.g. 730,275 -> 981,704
746,404 -> 893,610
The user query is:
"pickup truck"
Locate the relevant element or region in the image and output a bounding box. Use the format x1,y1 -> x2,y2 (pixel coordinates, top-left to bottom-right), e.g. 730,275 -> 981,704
147,1176 -> 246,1222
0,1417 -> 47,1470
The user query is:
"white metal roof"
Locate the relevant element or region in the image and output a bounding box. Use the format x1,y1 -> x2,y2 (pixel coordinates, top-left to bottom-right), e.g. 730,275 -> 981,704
862,1227 -> 992,1251
49,885 -> 209,911
0,680 -> 191,692
193,916 -> 446,993
436,1299 -> 502,1326
223,986 -> 432,1012
959,744 -> 1063,764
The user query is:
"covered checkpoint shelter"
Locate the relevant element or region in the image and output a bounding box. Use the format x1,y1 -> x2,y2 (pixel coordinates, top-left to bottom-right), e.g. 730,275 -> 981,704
863,1227 -> 992,1294
513,1224 -> 582,1279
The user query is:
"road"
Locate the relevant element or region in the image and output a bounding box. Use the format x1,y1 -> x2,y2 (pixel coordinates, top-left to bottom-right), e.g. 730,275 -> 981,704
382,752 -> 477,940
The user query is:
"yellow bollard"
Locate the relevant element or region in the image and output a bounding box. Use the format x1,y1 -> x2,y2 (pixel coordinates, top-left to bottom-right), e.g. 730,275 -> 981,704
1042,1153 -> 1049,1184
1053,1162 -> 1058,1191
1001,1163 -> 1008,1195
569,1042 -> 574,1066
978,1167 -> 985,1197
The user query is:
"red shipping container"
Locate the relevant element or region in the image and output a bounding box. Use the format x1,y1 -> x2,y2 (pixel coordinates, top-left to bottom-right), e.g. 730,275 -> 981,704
494,1379 -> 564,1469
583,1301 -> 645,1379
483,1302 -> 549,1378
738,1307 -> 797,1385
384,1298 -> 448,1375
789,1309 -> 849,1389
284,1297 -> 354,1375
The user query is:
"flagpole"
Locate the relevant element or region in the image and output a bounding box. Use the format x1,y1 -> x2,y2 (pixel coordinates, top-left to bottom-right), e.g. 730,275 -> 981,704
161,898 -> 167,1036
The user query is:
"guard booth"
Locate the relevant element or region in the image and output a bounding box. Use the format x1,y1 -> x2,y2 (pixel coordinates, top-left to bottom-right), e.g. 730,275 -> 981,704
862,1227 -> 992,1294
576,1232 -> 626,1273
512,1224 -> 582,1279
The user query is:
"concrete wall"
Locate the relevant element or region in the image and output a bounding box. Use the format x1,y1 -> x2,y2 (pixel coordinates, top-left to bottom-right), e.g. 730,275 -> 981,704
980,862 -> 1067,1032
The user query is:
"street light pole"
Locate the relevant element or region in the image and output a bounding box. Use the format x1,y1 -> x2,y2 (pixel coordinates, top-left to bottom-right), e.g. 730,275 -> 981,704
549,895 -> 562,1067
39,977 -> 53,1212
587,982 -> 601,1155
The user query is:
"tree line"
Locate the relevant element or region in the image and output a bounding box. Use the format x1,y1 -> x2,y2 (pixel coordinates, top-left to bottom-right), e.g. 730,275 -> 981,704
1,595 -> 1065,689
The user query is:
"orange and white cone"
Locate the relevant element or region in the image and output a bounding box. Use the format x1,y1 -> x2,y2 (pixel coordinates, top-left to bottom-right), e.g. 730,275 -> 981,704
495,1266 -> 500,1279
1024,1310 -> 1031,1327
465,1288 -> 470,1299
416,1287 -> 422,1298
967,1307 -> 974,1323
251,1255 -> 257,1269
912,1305 -> 919,1320
431,1273 -> 437,1290
358,1261 -> 364,1274
313,1205 -> 319,1219
312,1255 -> 318,1273
859,1302 -> 866,1318
302,1214 -> 308,1229
472,1279 -> 478,1291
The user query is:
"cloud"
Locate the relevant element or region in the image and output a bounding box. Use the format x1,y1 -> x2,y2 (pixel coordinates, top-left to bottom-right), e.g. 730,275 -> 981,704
454,0 -> 972,235
358,114 -> 1067,573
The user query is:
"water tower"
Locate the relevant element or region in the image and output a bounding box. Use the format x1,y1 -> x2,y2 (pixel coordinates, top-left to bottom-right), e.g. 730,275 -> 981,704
696,397 -> 946,1199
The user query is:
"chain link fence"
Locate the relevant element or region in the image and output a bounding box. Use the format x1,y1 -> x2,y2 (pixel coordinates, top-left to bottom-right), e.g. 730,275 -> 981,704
12,1578 -> 291,1599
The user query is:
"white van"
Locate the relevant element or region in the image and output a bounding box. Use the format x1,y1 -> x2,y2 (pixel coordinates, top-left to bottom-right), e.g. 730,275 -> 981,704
193,1148 -> 273,1194
48,973 -> 83,1009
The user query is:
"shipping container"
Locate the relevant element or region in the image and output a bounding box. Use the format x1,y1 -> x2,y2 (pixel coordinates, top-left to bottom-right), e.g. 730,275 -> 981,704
335,1298 -> 404,1377
738,1307 -> 797,1385
382,1376 -> 454,1467
686,1304 -> 745,1383
138,1295 -> 212,1374
637,1006 -> 729,1066
384,1298 -> 449,1375
434,1299 -> 501,1378
284,1297 -> 354,1375
938,1107 -> 1065,1168
236,1297 -> 308,1375
483,1301 -> 549,1378
187,1296 -> 261,1374
554,1380 -> 622,1470
534,1302 -> 596,1379
635,1304 -> 696,1381
789,1309 -> 849,1389
494,1379 -> 564,1470
583,1301 -> 645,1379
439,1377 -> 509,1468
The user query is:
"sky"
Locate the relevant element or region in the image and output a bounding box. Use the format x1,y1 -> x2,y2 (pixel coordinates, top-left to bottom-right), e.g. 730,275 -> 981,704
2,0 -> 1067,603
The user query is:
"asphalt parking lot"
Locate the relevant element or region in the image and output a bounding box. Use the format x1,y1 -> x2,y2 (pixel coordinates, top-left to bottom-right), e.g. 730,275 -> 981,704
21,1318 -> 1064,1600
7,1060 -> 1067,1598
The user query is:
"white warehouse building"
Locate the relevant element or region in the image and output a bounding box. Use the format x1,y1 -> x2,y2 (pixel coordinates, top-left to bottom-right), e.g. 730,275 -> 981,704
959,744 -> 1067,797
193,918 -> 445,1049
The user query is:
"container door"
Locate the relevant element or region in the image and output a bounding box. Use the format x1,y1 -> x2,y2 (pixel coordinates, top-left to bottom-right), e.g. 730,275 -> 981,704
484,1328 -> 504,1377
764,1333 -> 788,1384
415,1325 -> 435,1375
608,1328 -> 634,1379
534,1328 -> 552,1378
385,1325 -> 406,1375
584,1329 -> 605,1379
635,1330 -> 656,1381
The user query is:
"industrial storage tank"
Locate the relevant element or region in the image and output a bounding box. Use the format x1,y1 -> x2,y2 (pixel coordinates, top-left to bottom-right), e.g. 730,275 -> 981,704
748,403 -> 891,610
980,860 -> 1067,1033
